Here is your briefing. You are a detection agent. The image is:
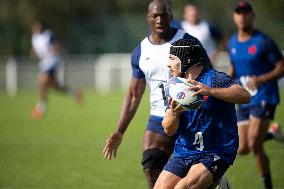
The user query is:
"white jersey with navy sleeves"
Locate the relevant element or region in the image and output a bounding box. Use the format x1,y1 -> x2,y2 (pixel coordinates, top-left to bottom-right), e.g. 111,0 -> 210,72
131,29 -> 194,117
181,21 -> 216,58
32,29 -> 60,72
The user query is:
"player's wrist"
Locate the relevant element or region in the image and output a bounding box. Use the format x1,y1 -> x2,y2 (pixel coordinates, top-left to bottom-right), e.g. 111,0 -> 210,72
255,76 -> 265,86
116,129 -> 124,135
166,109 -> 179,117
170,110 -> 177,117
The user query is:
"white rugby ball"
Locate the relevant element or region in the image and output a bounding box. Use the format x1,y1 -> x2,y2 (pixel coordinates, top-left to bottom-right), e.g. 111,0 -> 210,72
168,77 -> 197,108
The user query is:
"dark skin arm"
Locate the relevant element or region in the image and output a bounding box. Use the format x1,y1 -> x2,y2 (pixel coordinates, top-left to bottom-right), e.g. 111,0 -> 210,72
102,77 -> 146,160
228,63 -> 235,78
188,78 -> 251,104
247,59 -> 284,90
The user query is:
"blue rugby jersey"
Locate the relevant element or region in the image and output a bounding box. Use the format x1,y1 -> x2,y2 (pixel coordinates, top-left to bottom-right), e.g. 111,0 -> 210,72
165,68 -> 239,164
228,30 -> 283,107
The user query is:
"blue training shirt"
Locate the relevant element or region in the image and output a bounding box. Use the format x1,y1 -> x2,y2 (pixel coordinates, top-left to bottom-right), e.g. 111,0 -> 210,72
165,68 -> 239,164
228,30 -> 283,107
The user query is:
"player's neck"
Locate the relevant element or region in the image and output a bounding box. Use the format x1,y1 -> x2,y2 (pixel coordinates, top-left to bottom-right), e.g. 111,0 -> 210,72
188,18 -> 200,25
184,64 -> 203,80
150,28 -> 175,44
238,28 -> 255,42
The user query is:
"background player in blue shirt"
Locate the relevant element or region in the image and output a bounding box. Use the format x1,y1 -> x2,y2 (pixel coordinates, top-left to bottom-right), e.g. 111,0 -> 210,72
102,1 -> 211,188
154,39 -> 250,189
227,1 -> 284,189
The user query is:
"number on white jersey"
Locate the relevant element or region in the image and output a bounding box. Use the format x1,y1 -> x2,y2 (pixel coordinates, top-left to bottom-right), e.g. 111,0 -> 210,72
159,83 -> 167,106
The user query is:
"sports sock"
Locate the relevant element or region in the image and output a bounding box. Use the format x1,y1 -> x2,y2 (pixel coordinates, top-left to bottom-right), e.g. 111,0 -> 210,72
262,174 -> 272,189
36,100 -> 46,112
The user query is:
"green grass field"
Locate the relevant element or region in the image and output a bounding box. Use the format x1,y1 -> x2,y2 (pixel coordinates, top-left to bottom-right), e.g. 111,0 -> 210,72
0,90 -> 284,189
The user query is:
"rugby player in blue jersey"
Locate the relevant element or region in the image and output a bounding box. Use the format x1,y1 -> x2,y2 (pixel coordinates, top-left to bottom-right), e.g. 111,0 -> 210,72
102,1 -> 211,188
154,38 -> 250,189
228,2 -> 284,189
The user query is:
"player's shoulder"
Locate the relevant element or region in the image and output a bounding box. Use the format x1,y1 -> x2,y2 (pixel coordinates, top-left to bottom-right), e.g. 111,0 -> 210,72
211,69 -> 230,79
228,33 -> 238,44
201,68 -> 225,81
254,30 -> 275,43
42,29 -> 54,37
253,30 -> 269,39
209,69 -> 238,88
131,43 -> 141,60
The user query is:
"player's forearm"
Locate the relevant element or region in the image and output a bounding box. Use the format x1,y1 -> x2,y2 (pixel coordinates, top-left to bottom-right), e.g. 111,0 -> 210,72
257,60 -> 284,84
209,85 -> 251,104
228,65 -> 235,78
162,110 -> 179,136
116,92 -> 141,134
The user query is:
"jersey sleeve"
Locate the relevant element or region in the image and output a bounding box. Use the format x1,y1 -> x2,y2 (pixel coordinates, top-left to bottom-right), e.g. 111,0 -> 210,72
212,72 -> 239,88
47,30 -> 57,44
131,44 -> 145,79
171,19 -> 182,29
263,37 -> 283,65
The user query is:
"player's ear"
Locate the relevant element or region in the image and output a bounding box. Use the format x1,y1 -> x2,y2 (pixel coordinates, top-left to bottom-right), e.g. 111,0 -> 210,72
147,13 -> 151,22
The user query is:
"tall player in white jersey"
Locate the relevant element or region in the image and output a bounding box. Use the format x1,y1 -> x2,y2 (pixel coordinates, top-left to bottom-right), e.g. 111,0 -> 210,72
31,20 -> 82,118
102,0 -> 213,188
180,3 -> 225,64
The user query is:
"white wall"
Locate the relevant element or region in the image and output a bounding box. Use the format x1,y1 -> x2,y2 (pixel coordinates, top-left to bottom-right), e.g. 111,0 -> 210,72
1,52 -> 283,96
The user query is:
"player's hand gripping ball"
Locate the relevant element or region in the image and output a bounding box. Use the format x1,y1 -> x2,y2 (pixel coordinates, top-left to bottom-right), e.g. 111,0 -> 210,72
167,77 -> 204,109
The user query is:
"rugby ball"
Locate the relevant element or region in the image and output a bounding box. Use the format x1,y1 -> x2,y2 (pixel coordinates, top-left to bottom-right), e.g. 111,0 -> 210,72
167,77 -> 197,108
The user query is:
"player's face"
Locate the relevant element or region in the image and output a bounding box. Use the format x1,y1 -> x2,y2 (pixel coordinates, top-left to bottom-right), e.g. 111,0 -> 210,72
167,54 -> 181,77
184,5 -> 199,24
32,22 -> 43,34
147,5 -> 172,36
233,10 -> 255,31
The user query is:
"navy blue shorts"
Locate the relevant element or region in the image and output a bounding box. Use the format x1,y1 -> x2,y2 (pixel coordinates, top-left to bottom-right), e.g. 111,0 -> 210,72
40,66 -> 57,77
164,153 -> 230,182
146,115 -> 167,135
237,104 -> 276,123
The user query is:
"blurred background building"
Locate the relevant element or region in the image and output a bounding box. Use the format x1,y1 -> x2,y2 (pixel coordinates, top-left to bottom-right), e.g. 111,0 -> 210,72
0,0 -> 284,93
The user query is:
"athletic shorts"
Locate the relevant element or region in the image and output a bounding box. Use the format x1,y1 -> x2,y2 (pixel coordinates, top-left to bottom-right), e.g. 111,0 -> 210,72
146,115 -> 166,135
164,153 -> 230,182
237,104 -> 276,124
39,55 -> 60,73
43,67 -> 57,77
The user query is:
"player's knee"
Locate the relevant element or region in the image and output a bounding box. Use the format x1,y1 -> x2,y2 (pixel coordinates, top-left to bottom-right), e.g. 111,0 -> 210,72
249,143 -> 262,155
141,148 -> 169,171
176,178 -> 198,189
248,138 -> 262,154
237,146 -> 250,155
38,74 -> 49,85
